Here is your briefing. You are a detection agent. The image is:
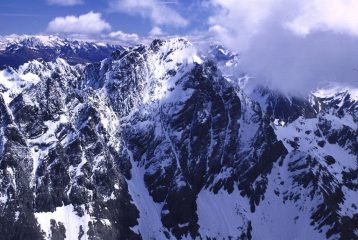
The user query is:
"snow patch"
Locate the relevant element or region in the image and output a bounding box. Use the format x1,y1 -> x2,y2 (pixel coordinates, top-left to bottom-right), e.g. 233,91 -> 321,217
125,148 -> 170,239
35,204 -> 93,240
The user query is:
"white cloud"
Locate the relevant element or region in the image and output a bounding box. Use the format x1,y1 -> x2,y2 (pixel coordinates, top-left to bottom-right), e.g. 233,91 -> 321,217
110,0 -> 188,27
149,26 -> 165,36
208,0 -> 281,50
285,0 -> 358,36
47,12 -> 111,35
209,0 -> 358,49
108,30 -> 140,44
207,0 -> 358,93
47,0 -> 83,6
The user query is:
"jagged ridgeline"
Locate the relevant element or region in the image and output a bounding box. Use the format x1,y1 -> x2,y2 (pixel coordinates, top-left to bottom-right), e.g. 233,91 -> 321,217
0,35 -> 120,69
0,36 -> 357,240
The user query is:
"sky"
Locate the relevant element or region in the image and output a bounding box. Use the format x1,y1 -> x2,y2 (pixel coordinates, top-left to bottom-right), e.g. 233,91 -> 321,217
1,0 -> 358,93
0,0 -> 209,38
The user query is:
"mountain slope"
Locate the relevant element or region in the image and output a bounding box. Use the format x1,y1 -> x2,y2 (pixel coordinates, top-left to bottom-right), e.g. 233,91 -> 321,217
0,37 -> 357,239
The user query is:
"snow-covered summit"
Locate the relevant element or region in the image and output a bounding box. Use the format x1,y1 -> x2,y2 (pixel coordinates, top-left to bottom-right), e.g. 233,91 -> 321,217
313,84 -> 358,101
311,84 -> 358,121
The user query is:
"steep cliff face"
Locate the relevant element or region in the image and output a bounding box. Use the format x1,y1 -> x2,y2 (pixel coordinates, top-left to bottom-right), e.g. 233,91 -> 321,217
0,36 -> 357,240
0,53 -> 139,240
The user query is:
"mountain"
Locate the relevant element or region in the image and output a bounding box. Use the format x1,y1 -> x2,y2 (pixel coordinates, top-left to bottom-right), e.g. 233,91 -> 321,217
0,35 -> 120,68
0,36 -> 357,240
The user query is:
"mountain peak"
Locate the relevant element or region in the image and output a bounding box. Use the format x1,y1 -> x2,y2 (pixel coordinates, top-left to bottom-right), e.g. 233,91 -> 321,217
0,35 -> 357,240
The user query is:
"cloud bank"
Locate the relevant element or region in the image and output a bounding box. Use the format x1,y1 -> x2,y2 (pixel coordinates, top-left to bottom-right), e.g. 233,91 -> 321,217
208,0 -> 358,94
285,0 -> 358,36
107,30 -> 140,44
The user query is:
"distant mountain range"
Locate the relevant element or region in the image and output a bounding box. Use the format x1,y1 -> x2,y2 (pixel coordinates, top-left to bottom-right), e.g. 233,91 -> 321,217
0,35 -> 121,68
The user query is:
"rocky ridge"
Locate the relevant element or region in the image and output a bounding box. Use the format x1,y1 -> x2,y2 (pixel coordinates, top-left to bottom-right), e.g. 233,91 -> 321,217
0,36 -> 356,239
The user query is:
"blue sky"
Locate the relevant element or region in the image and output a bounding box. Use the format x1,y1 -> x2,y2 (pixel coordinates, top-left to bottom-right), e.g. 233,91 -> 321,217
0,0 -> 210,37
